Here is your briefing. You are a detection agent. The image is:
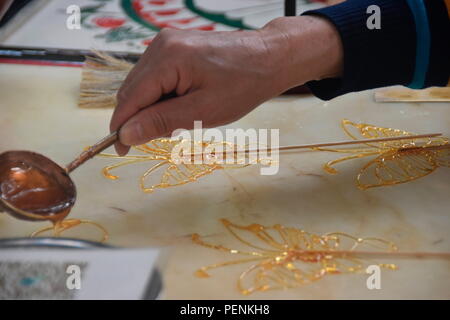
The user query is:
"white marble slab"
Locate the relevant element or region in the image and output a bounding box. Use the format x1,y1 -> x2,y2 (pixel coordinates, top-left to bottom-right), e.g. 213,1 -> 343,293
0,63 -> 449,299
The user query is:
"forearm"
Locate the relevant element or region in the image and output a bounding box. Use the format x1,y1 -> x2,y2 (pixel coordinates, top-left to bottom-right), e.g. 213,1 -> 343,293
260,16 -> 344,90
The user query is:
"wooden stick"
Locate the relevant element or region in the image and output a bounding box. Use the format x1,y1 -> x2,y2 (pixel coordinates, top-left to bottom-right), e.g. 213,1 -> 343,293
185,133 -> 443,157
302,250 -> 450,260
268,133 -> 443,153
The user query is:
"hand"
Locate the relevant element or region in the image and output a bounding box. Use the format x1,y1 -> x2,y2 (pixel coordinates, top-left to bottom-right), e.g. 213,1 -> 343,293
110,16 -> 343,155
0,0 -> 14,20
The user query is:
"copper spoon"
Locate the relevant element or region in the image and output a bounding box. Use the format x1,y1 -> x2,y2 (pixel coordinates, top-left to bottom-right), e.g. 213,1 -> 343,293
0,93 -> 179,221
0,132 -> 118,222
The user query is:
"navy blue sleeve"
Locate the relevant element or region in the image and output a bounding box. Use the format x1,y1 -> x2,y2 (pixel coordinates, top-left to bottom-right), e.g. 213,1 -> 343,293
302,0 -> 450,100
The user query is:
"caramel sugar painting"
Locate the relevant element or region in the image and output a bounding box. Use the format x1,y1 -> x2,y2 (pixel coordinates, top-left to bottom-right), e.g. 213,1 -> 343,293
192,219 -> 399,295
315,120 -> 450,189
95,119 -> 450,193
192,219 -> 450,296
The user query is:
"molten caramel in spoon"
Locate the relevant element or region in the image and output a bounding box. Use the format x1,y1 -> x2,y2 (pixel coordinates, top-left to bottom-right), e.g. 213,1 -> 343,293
0,151 -> 75,221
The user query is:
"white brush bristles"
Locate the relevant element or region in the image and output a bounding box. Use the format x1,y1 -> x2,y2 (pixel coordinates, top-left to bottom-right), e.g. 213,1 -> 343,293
79,51 -> 135,108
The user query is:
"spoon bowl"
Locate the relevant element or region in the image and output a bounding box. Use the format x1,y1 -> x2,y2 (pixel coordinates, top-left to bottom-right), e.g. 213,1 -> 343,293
0,150 -> 76,222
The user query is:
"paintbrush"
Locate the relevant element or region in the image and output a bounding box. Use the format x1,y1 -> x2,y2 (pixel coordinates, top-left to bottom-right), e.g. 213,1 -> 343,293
0,46 -> 140,67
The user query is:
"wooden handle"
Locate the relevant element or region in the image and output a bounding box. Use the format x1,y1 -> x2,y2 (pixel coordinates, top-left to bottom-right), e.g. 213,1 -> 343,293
66,132 -> 118,173
185,133 -> 443,158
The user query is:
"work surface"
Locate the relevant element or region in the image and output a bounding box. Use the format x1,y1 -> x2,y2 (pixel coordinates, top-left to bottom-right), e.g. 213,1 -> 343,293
0,63 -> 449,299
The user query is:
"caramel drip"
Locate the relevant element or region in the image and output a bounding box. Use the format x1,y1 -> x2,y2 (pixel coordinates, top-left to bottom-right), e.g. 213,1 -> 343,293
0,160 -> 108,242
30,219 -> 109,243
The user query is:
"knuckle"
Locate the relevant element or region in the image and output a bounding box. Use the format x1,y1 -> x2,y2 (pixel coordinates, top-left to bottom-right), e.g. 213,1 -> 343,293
148,110 -> 170,137
165,37 -> 183,50
116,87 -> 129,104
156,28 -> 175,44
159,27 -> 173,37
159,30 -> 192,51
110,118 -> 119,131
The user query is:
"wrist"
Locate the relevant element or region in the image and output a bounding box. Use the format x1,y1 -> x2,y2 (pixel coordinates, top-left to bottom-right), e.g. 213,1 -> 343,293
262,16 -> 343,88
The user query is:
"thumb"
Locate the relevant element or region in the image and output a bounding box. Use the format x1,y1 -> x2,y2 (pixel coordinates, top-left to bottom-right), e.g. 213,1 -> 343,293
119,92 -> 202,146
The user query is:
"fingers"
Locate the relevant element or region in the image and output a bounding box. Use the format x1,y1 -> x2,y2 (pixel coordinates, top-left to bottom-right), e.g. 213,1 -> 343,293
118,92 -> 203,146
110,61 -> 173,155
110,30 -> 183,136
110,29 -> 199,155
110,68 -> 163,133
114,143 -> 130,156
112,70 -> 180,155
119,42 -> 155,90
111,70 -> 163,155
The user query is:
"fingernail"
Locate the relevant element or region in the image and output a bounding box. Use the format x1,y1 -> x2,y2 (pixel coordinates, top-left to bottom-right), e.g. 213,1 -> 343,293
120,121 -> 143,146
115,144 -> 125,156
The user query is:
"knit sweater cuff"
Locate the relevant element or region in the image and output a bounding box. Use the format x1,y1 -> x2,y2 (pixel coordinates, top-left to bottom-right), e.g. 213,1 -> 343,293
302,0 -> 416,100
